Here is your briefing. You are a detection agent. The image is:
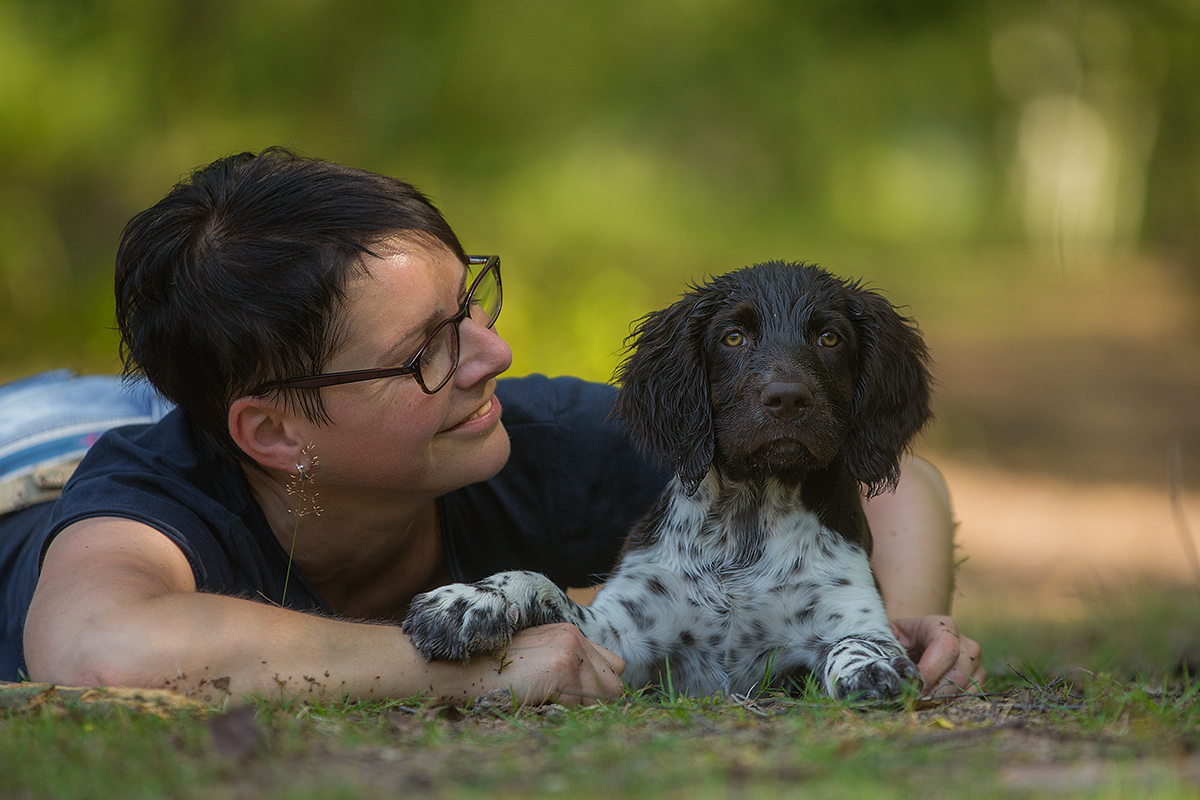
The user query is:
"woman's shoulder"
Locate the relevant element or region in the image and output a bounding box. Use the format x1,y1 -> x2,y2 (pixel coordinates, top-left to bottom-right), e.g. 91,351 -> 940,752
495,374 -> 616,428
59,409 -> 253,536
49,411 -> 308,605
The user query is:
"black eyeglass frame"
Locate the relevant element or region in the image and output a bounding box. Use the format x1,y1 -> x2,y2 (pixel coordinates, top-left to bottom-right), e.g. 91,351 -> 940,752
251,255 -> 502,396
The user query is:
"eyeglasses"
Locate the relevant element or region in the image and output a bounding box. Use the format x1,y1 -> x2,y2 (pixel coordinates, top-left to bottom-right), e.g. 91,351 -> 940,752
252,255 -> 502,396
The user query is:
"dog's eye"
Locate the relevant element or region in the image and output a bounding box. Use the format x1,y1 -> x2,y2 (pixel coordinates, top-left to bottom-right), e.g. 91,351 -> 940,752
818,331 -> 840,347
722,330 -> 746,347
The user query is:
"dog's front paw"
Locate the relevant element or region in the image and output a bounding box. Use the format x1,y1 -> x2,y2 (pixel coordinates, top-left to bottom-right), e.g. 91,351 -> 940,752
401,583 -> 520,662
821,637 -> 920,701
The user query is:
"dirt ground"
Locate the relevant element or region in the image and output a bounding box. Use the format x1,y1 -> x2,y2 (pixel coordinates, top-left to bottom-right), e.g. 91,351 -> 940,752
938,455 -> 1200,621
919,257 -> 1200,623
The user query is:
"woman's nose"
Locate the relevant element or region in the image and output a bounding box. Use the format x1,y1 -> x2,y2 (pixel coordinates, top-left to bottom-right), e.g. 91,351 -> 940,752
454,316 -> 512,386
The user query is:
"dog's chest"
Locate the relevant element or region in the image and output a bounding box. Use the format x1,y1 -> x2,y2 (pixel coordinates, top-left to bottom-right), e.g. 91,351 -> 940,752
661,489 -> 839,600
668,511 -> 835,633
593,493 -> 863,692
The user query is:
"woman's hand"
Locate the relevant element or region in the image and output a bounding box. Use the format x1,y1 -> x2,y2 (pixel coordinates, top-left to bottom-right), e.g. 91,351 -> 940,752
445,623 -> 627,707
890,615 -> 985,697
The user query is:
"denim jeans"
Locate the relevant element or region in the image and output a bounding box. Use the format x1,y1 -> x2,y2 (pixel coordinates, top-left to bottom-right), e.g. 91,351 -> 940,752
0,370 -> 173,514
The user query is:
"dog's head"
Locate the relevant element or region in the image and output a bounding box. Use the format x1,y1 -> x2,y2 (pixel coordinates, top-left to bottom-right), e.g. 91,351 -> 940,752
614,261 -> 931,496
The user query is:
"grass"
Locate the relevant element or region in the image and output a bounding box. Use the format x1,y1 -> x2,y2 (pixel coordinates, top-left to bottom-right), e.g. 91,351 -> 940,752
971,581 -> 1200,683
4,584 -> 1200,800
5,674 -> 1198,799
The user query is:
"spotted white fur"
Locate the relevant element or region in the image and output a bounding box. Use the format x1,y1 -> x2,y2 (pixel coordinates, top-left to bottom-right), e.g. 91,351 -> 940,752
404,470 -> 917,699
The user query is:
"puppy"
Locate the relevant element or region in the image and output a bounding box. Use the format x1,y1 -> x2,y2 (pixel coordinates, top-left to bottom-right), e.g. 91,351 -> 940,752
404,261 -> 931,699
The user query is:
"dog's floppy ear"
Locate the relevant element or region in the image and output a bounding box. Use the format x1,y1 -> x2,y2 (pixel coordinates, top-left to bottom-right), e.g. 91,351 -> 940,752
614,289 -> 716,494
842,287 -> 932,496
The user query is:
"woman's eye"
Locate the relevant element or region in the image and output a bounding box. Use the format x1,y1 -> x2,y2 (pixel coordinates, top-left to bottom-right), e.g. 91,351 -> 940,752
818,331 -> 840,347
723,330 -> 746,347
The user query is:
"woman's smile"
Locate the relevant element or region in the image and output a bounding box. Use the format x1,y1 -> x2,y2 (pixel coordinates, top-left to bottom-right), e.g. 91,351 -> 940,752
442,393 -> 502,434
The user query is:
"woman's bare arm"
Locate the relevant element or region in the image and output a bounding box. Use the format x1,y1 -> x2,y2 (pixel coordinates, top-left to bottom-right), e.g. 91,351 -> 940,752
24,517 -> 624,706
865,456 -> 985,694
866,454 -> 957,619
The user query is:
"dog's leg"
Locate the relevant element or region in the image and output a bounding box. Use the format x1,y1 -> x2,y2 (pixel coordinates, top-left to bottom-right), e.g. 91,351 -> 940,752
774,538 -> 920,700
402,571 -> 582,662
810,570 -> 921,699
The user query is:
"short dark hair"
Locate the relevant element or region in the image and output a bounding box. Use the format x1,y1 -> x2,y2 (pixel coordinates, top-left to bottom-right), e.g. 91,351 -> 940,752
115,147 -> 467,463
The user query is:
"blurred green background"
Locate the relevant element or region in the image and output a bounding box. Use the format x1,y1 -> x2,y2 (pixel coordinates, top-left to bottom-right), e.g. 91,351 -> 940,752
2,0 -> 1199,483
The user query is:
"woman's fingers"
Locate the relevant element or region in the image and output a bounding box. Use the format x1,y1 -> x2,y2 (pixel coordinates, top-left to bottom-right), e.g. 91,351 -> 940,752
892,615 -> 986,696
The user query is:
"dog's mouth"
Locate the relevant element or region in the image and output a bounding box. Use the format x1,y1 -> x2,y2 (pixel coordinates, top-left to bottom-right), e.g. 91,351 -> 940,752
712,436 -> 823,485
733,436 -> 827,475
751,437 -> 812,462
721,427 -> 843,479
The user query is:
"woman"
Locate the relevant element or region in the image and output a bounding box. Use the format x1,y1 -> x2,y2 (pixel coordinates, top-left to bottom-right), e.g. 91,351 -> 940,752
3,148 -> 982,704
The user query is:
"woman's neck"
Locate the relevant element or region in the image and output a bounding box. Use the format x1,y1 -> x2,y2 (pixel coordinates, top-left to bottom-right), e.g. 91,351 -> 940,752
244,465 -> 450,621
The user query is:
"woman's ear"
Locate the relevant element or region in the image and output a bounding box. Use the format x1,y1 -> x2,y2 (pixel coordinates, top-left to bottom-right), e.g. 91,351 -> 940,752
228,396 -> 306,473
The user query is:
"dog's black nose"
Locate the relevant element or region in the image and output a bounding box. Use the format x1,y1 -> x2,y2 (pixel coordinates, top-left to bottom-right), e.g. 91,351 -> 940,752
760,381 -> 813,420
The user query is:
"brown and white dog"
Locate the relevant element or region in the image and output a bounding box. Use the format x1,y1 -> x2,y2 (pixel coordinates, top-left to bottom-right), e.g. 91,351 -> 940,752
403,261 -> 931,699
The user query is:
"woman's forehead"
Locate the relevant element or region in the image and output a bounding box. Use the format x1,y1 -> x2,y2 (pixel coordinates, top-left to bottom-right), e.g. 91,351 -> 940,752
369,232 -> 461,265
334,241 -> 465,361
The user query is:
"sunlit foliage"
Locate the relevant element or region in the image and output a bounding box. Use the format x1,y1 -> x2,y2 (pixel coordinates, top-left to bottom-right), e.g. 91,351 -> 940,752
1,0 -> 1197,380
